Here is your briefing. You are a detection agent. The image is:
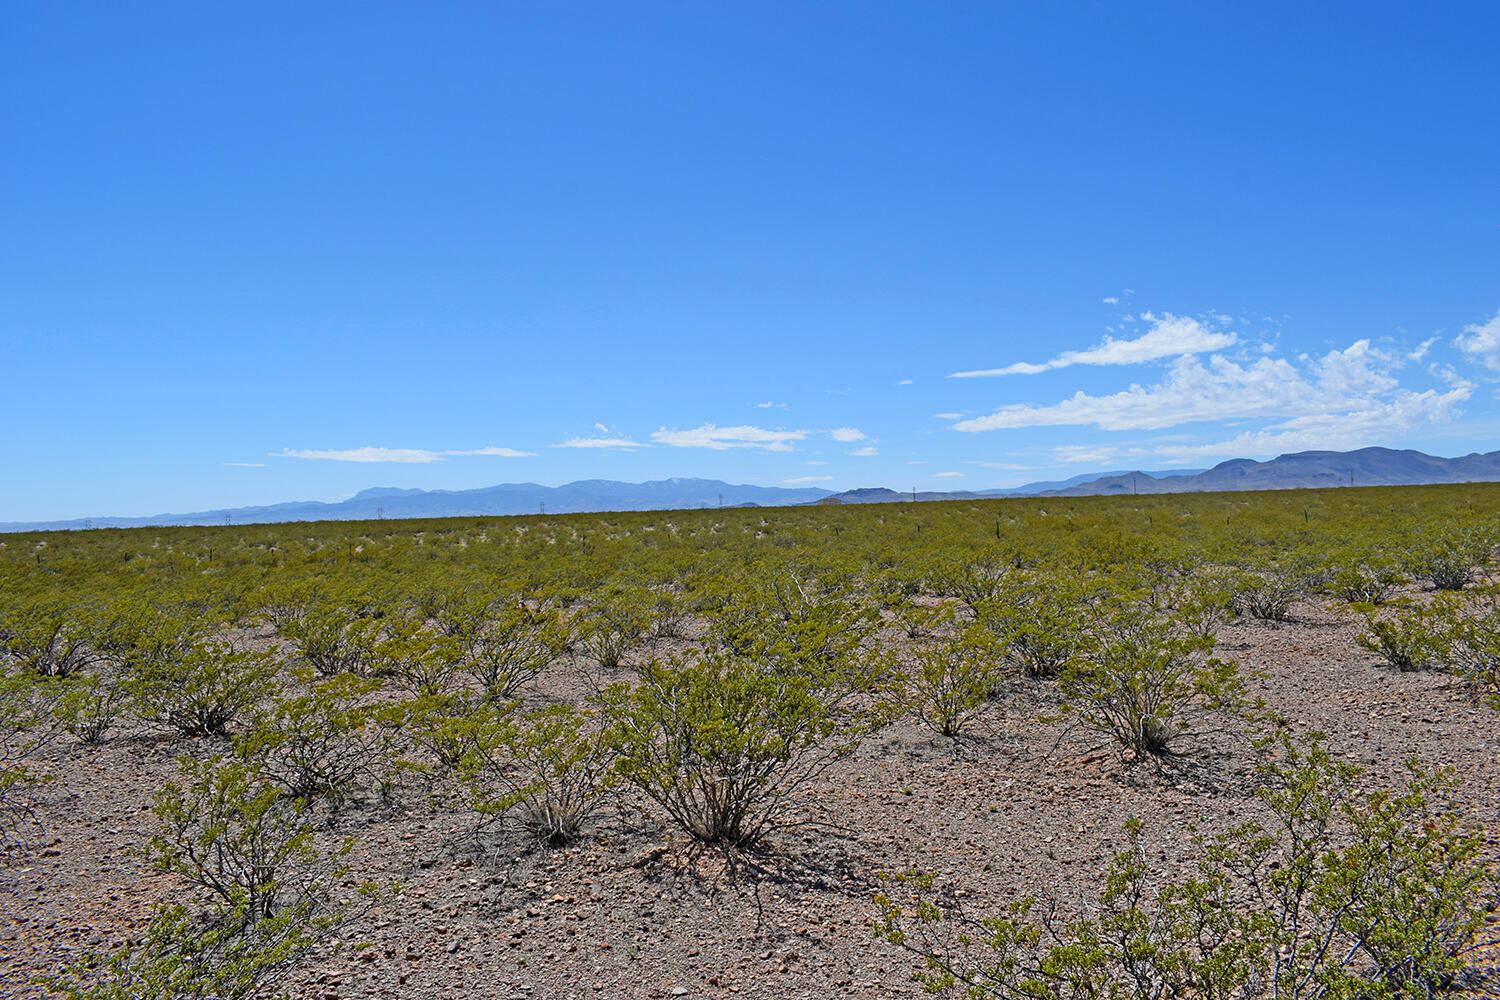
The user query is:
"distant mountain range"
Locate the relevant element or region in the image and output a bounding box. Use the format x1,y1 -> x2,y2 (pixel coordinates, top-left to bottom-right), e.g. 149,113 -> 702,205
1012,447 -> 1500,497
4,448 -> 1500,532
0,478 -> 835,532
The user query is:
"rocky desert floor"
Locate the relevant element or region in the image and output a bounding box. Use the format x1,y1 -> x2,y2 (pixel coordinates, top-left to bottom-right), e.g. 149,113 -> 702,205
5,594 -> 1500,999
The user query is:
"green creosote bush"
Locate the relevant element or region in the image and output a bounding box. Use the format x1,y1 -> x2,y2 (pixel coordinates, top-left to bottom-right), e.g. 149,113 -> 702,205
893,602 -> 955,642
460,702 -> 617,846
598,650 -> 891,847
877,732 -> 1495,1000
234,669 -> 397,806
394,691 -> 496,774
906,625 -> 1001,739
1055,600 -> 1244,759
368,616 -> 465,698
974,573 -> 1091,680
577,585 -> 656,670
41,754 -> 382,1000
269,600 -> 382,679
0,601 -> 102,678
1356,607 -> 1452,672
708,575 -> 881,685
1,670 -> 62,860
125,636 -> 280,738
53,672 -> 127,745
1405,525 -> 1493,592
436,591 -> 571,703
1330,557 -> 1408,605
1230,567 -> 1305,621
933,556 -> 1020,614
1432,585 -> 1500,707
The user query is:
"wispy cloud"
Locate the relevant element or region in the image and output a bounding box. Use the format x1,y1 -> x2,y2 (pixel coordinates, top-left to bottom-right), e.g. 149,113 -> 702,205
276,444 -> 536,463
550,437 -> 649,449
445,446 -> 537,457
1454,309 -> 1500,371
950,312 -> 1238,378
1053,445 -> 1120,464
754,400 -> 788,409
783,475 -> 833,483
897,379 -> 913,385
952,340 -> 1433,433
651,423 -> 808,451
1154,389 -> 1471,459
277,447 -> 444,463
829,427 -> 866,442
933,412 -> 963,420
934,471 -> 964,478
849,445 -> 878,457
223,462 -> 267,468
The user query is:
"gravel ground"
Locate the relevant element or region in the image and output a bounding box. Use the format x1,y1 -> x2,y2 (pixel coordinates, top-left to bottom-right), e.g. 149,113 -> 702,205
5,593 -> 1499,999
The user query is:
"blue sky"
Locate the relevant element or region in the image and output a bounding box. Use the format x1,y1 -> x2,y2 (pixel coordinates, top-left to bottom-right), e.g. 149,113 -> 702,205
4,2 -> 1499,521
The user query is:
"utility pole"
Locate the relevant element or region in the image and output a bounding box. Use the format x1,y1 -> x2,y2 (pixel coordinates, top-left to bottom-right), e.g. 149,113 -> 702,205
540,501 -> 546,516
911,486 -> 917,503
718,493 -> 723,509
377,507 -> 384,520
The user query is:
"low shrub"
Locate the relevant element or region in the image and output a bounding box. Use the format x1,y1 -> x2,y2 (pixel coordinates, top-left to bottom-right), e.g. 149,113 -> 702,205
1230,568 -> 1304,621
905,627 -> 1000,738
598,650 -> 888,846
234,670 -> 396,806
877,732 -> 1495,1000
460,702 -> 616,845
53,672 -> 127,745
43,754 -> 379,1000
1357,608 -> 1452,671
1057,601 -> 1243,759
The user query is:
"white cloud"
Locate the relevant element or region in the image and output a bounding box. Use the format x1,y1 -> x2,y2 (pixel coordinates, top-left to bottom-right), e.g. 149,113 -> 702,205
223,462 -> 267,468
1154,386 -> 1471,460
1454,309 -> 1500,371
950,312 -> 1238,378
550,437 -> 649,449
934,471 -> 964,478
276,447 -> 443,463
444,446 -> 537,458
849,445 -> 878,457
804,460 -> 829,466
933,412 -> 963,420
953,340 -> 1411,433
754,401 -> 788,409
650,424 -> 808,451
829,427 -> 866,442
276,444 -> 536,463
1053,445 -> 1120,465
783,475 -> 833,483
1409,337 -> 1437,362
897,379 -> 913,385
1103,296 -> 1119,304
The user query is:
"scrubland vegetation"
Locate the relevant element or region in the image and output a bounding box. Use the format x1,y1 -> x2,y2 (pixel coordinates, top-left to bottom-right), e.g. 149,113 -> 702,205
3,485 -> 1499,998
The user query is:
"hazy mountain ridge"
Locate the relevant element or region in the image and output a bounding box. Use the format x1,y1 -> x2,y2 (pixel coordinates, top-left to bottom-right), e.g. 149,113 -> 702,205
6,449 -> 1499,532
0,478 -> 834,532
1021,447 -> 1500,497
